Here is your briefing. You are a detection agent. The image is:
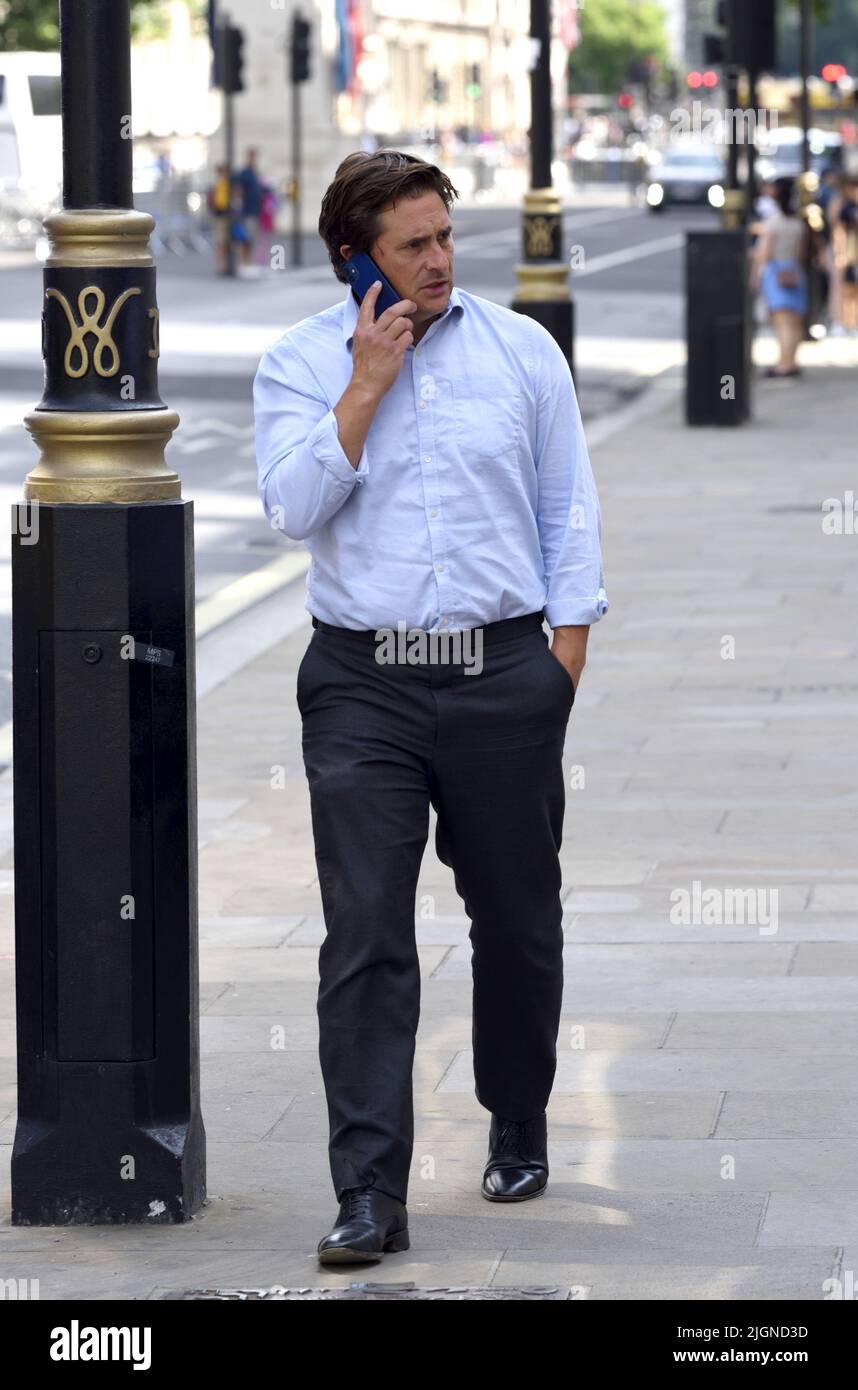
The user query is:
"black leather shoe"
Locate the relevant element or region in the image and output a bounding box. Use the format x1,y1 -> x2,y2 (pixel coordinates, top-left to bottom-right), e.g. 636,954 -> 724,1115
481,1111 -> 549,1201
317,1186 -> 410,1265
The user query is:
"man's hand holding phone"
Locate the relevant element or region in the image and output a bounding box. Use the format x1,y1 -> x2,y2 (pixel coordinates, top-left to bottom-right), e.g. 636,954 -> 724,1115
350,281 -> 417,399
333,282 -> 416,470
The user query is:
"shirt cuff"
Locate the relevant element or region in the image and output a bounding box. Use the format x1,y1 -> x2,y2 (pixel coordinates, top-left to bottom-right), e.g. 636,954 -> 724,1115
544,589 -> 609,628
308,408 -> 369,486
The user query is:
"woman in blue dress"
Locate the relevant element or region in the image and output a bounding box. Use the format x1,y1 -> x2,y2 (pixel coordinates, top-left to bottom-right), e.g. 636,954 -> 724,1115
751,177 -> 810,379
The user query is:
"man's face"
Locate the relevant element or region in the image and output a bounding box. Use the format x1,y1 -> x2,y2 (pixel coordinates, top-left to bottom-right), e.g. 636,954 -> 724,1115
340,189 -> 454,329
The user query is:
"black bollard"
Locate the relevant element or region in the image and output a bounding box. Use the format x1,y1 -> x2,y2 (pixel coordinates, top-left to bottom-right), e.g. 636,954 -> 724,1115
685,229 -> 752,428
11,0 -> 205,1224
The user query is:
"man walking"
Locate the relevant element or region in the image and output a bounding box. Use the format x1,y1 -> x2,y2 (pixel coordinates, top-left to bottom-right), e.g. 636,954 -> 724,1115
236,147 -> 264,273
253,150 -> 608,1265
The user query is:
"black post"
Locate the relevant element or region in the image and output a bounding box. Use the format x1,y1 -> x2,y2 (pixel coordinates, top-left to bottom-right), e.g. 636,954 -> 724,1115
288,12 -> 310,268
685,0 -> 752,426
799,0 -> 812,174
795,0 -> 825,338
61,0 -> 133,209
531,1 -> 551,191
12,0 -> 205,1225
224,85 -> 237,278
686,231 -> 752,426
291,67 -> 301,267
745,62 -> 759,227
724,59 -> 740,201
510,0 -> 574,376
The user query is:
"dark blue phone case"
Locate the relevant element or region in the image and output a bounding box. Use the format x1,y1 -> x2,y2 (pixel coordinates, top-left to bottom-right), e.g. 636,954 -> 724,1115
342,253 -> 402,318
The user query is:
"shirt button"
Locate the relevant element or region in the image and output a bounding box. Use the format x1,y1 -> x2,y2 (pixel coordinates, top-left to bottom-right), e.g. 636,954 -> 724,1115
430,508 -> 438,518
423,454 -> 432,463
415,348 -> 422,356
436,563 -> 444,573
441,617 -> 449,627
420,401 -> 427,410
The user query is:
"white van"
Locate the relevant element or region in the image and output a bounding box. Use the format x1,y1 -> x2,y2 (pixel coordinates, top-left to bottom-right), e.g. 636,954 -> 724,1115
0,51 -> 62,244
756,125 -> 844,182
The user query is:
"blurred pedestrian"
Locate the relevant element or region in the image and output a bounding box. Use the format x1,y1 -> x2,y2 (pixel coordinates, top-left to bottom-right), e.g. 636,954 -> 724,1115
236,147 -> 264,272
830,172 -> 858,335
252,180 -> 277,270
750,176 -> 778,233
208,162 -> 233,274
751,176 -> 809,378
817,167 -> 844,332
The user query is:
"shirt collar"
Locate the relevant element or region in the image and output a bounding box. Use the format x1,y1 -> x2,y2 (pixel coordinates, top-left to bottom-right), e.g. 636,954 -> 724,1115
341,281 -> 463,349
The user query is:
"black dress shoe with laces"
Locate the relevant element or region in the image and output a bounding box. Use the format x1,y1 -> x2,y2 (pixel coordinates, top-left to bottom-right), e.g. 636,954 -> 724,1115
481,1111 -> 549,1201
317,1185 -> 410,1265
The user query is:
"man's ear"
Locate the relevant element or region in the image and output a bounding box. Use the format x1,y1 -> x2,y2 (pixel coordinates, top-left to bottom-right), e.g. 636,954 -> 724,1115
340,245 -> 351,262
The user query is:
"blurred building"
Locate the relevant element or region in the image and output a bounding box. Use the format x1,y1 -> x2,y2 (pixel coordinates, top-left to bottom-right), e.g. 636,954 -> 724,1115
653,0 -> 718,69
683,0 -> 716,68
657,0 -> 686,67
351,0 -> 532,143
207,0 -> 538,231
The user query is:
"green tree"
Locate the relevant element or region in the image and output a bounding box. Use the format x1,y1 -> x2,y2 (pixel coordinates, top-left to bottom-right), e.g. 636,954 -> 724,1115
0,0 -> 177,51
567,0 -> 670,95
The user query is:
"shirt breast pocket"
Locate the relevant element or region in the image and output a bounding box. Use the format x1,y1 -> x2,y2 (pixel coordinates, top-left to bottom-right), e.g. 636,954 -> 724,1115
452,372 -> 522,467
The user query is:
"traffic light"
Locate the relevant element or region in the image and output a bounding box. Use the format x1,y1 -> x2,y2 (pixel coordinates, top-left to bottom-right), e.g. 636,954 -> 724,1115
465,63 -> 481,100
703,2 -> 726,67
219,24 -> 245,95
291,13 -> 311,85
704,0 -> 776,73
739,0 -> 776,72
430,69 -> 446,104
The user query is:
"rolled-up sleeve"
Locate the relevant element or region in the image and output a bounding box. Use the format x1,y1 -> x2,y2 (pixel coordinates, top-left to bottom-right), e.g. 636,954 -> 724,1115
253,341 -> 369,541
532,328 -> 609,628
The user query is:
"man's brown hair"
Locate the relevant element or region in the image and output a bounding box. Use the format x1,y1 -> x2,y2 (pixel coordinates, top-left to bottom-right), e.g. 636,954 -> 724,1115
318,149 -> 460,285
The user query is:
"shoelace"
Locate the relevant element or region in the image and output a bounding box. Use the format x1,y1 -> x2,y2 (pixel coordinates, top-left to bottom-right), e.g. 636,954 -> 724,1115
494,1117 -> 537,1158
341,1187 -> 375,1221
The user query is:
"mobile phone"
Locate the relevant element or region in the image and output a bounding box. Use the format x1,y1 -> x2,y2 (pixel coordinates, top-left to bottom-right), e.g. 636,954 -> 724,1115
342,252 -> 404,319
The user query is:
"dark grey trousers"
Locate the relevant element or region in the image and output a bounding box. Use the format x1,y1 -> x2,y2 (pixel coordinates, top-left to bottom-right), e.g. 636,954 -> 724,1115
297,610 -> 574,1204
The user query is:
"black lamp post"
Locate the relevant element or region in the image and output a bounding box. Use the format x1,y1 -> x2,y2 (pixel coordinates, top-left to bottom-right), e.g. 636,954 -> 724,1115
510,0 -> 574,377
11,0 -> 205,1224
685,0 -> 754,427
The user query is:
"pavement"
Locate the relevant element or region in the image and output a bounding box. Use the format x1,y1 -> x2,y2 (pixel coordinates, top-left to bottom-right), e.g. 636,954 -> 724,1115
1,333 -> 857,1299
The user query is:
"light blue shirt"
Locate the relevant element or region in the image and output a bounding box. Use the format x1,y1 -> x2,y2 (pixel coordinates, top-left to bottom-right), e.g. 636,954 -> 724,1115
253,283 -> 609,632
